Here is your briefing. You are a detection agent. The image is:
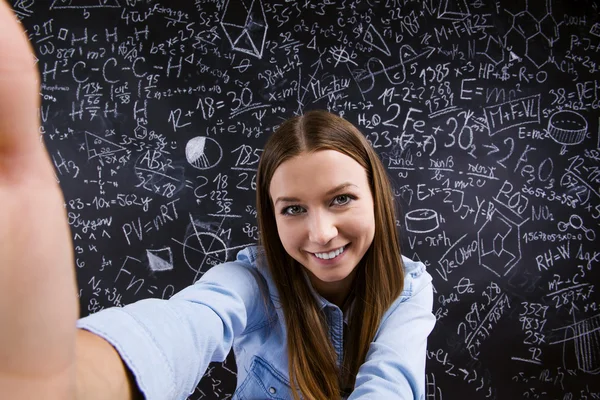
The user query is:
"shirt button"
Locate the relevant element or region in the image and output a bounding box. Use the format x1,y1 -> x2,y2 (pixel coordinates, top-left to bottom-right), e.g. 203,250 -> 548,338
269,387 -> 277,394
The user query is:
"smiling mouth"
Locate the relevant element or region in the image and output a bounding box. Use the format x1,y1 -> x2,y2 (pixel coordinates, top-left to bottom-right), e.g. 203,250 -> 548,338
311,244 -> 349,260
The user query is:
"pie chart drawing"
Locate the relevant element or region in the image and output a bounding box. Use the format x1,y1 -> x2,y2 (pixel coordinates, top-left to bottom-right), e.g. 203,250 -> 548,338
183,230 -> 229,278
185,136 -> 223,170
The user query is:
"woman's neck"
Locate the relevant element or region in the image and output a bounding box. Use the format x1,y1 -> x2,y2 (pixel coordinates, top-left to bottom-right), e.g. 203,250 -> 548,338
308,268 -> 357,309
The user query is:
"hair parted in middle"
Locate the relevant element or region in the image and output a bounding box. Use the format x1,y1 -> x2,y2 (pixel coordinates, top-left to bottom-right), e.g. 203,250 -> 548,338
255,109 -> 404,400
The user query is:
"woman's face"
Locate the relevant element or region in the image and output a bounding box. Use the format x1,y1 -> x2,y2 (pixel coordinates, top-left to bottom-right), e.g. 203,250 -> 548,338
269,150 -> 375,298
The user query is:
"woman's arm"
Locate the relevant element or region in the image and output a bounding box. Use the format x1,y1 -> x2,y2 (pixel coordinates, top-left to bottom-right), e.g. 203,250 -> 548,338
0,1 -> 79,398
76,251 -> 265,400
75,329 -> 143,400
0,4 -> 262,400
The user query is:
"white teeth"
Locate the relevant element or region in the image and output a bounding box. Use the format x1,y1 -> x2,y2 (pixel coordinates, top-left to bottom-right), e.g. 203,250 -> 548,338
314,245 -> 346,260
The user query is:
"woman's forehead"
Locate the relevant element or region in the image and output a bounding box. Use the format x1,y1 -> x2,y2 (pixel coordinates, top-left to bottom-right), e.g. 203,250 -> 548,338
269,150 -> 369,198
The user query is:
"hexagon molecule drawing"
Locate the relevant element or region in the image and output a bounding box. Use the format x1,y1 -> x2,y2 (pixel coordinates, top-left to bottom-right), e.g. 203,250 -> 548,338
503,0 -> 560,68
220,0 -> 268,59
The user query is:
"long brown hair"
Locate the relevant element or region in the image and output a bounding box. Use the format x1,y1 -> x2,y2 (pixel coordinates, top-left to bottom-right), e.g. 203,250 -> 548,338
256,110 -> 404,399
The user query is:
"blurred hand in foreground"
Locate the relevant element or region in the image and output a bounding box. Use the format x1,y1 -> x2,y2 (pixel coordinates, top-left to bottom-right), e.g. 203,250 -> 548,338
0,1 -> 79,398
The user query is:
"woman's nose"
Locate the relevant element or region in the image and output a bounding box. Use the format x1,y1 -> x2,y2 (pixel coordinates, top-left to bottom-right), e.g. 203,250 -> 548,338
308,211 -> 338,245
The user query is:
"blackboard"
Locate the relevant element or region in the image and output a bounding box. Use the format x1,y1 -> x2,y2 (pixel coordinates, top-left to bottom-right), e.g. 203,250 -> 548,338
10,0 -> 600,398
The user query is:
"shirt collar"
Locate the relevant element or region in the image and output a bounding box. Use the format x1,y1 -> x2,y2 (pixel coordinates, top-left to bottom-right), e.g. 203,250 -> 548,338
300,268 -> 355,325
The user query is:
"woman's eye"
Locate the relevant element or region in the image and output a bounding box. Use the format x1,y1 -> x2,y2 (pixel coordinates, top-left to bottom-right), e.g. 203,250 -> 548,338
333,194 -> 353,206
283,205 -> 303,215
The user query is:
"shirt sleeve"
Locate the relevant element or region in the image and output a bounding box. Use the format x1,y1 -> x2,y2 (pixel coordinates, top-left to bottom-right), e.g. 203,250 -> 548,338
348,269 -> 436,400
76,248 -> 265,400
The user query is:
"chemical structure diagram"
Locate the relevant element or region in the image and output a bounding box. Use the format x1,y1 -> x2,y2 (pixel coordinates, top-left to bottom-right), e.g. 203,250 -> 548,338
503,0 -> 561,68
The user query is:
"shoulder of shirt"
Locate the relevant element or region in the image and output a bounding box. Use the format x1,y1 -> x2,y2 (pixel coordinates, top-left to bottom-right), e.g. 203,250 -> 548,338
234,244 -> 260,265
234,244 -> 265,272
233,245 -> 279,301
374,254 -> 433,328
375,255 -> 433,335
399,254 -> 432,300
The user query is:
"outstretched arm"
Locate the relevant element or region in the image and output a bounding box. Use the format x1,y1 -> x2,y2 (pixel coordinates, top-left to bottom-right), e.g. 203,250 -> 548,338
0,1 -> 78,398
75,329 -> 143,400
0,3 -> 143,400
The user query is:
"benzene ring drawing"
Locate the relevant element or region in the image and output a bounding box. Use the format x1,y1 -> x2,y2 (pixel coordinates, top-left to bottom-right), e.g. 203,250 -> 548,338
477,207 -> 525,278
221,0 -> 268,59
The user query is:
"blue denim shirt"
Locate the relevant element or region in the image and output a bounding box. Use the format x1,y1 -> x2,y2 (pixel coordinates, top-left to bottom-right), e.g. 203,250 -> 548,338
77,245 -> 435,399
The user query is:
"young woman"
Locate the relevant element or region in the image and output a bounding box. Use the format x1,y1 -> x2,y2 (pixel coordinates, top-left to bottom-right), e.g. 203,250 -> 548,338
75,110 -> 436,400
0,2 -> 434,399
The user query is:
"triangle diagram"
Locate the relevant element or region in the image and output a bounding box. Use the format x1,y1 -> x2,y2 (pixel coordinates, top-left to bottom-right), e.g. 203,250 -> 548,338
147,248 -> 174,272
221,0 -> 267,59
221,23 -> 246,50
232,29 -> 261,58
438,0 -> 469,21
363,24 -> 391,56
221,0 -> 249,27
411,252 -> 423,263
84,131 -> 127,161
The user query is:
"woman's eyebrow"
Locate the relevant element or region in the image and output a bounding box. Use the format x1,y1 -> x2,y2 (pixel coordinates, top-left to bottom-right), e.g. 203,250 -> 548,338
274,182 -> 358,205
